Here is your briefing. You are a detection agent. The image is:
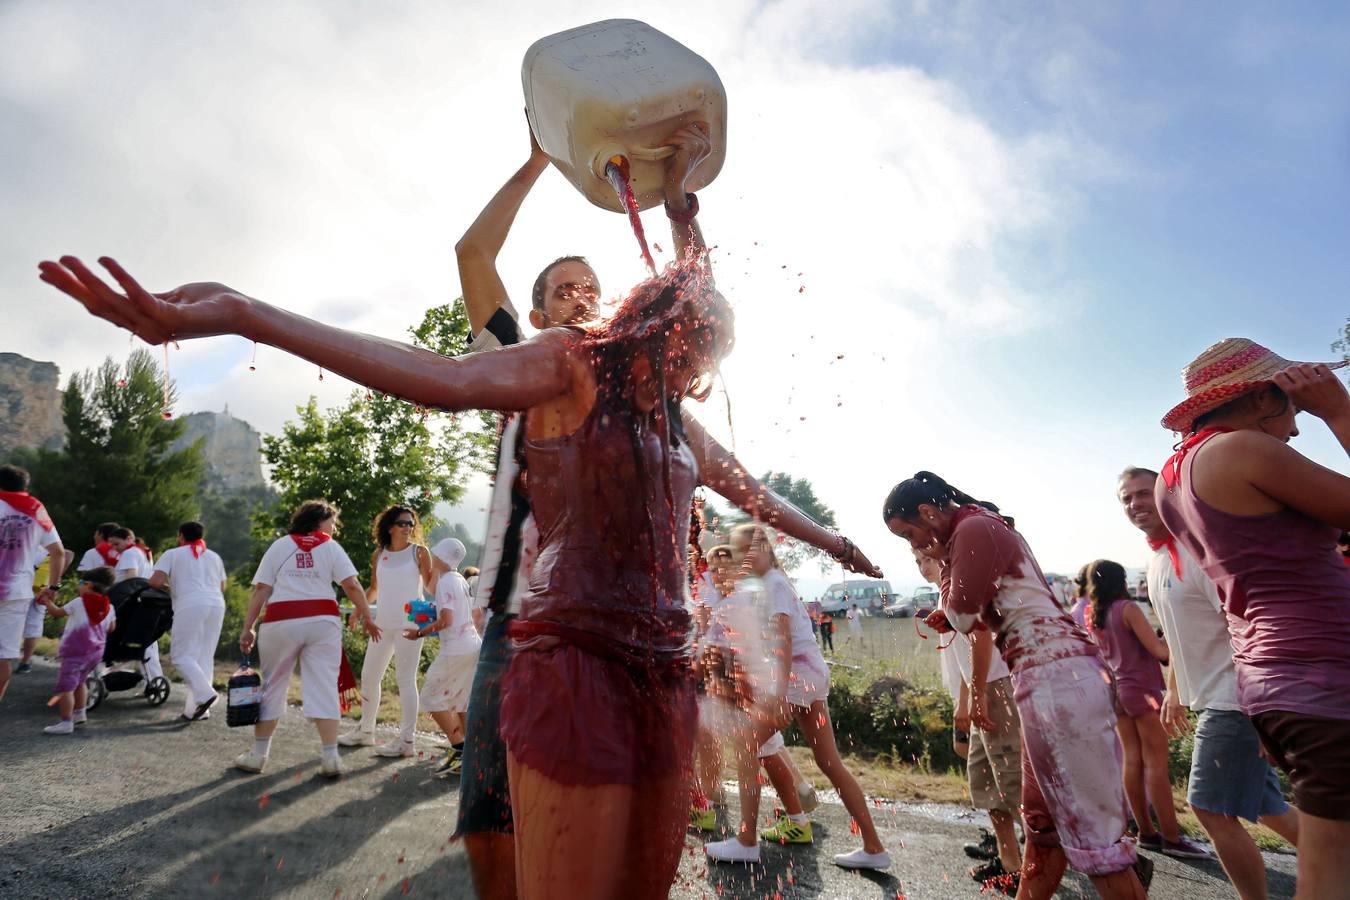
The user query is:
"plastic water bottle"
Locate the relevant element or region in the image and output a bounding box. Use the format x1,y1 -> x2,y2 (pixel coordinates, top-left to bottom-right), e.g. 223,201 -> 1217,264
523,19 -> 727,212
226,657 -> 262,727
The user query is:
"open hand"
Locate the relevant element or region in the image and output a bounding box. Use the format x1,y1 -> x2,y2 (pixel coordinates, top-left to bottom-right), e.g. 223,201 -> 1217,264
1274,363 -> 1350,424
38,256 -> 252,345
969,686 -> 997,732
363,618 -> 383,642
1160,690 -> 1190,738
923,608 -> 954,634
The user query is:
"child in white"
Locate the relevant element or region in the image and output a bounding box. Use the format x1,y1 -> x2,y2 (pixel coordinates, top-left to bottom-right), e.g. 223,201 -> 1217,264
413,539 -> 480,770
150,523 -> 227,721
109,528 -> 165,682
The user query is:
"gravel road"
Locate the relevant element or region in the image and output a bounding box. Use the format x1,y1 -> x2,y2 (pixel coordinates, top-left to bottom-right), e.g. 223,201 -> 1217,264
0,659 -> 1295,898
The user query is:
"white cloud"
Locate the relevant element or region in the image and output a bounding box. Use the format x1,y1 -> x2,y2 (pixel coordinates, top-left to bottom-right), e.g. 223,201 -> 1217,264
2,0 -> 1127,576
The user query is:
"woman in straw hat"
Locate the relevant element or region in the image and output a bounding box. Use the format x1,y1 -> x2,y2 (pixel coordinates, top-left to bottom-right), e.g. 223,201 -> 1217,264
1154,337 -> 1350,899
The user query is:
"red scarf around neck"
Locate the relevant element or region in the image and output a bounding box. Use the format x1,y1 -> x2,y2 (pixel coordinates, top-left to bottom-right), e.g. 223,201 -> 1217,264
80,592 -> 112,627
290,532 -> 332,552
0,491 -> 54,532
187,539 -> 207,559
1161,427 -> 1233,492
1147,534 -> 1183,580
95,542 -> 120,566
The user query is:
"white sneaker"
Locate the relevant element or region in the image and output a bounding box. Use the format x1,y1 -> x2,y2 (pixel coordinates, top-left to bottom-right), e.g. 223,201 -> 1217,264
337,730 -> 374,747
374,739 -> 415,758
797,782 -> 820,813
72,710 -> 87,725
705,837 -> 761,864
320,754 -> 343,779
44,720 -> 75,735
833,847 -> 892,870
234,750 -> 268,773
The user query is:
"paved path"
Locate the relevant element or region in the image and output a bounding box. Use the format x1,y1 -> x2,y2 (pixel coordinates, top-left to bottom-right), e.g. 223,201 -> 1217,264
0,660 -> 1296,898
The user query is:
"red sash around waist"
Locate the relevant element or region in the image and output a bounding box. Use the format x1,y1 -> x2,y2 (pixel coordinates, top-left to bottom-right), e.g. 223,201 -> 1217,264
262,598 -> 340,623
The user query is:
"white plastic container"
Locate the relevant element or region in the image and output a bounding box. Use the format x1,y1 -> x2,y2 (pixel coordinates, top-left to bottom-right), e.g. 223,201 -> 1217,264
523,19 -> 727,213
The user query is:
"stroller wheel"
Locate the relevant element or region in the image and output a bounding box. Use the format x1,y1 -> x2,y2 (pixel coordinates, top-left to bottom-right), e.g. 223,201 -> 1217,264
145,676 -> 171,707
85,673 -> 107,711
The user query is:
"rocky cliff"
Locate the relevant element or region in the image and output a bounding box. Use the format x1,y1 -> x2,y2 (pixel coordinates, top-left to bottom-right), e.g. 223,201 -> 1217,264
0,353 -> 65,454
170,409 -> 267,493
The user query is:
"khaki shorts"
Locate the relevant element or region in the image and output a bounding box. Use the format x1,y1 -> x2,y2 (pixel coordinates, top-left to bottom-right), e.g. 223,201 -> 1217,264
967,676 -> 1023,814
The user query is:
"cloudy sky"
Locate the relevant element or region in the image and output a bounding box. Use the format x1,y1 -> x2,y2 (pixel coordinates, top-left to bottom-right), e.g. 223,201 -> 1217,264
3,1 -> 1348,592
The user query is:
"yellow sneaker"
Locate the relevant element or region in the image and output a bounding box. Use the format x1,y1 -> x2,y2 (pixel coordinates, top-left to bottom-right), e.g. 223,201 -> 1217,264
760,815 -> 812,844
690,805 -> 718,831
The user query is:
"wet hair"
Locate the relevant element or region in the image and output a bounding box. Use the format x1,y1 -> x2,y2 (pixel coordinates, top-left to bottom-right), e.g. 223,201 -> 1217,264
95,522 -> 120,541
108,526 -> 132,541
372,505 -> 422,549
1088,559 -> 1129,629
881,471 -> 981,523
732,523 -> 782,570
1118,466 -> 1159,483
289,500 -> 339,535
532,255 -> 593,312
178,521 -> 205,542
0,464 -> 30,492
1192,384 -> 1290,434
80,566 -> 116,592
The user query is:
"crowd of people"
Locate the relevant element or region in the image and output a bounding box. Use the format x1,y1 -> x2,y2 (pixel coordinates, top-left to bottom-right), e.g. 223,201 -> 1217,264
12,109 -> 1346,900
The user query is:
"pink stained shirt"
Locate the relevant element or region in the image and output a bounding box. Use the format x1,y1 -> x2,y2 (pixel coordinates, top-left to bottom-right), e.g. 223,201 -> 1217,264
1155,439 -> 1350,722
940,506 -> 1097,673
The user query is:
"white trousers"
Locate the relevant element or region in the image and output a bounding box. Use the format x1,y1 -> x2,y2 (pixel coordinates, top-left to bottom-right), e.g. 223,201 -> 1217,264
259,616 -> 342,721
144,640 -> 164,681
171,604 -> 224,713
356,629 -> 424,742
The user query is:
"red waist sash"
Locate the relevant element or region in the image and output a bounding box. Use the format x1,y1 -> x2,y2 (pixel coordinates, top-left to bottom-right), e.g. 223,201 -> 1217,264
262,598 -> 340,623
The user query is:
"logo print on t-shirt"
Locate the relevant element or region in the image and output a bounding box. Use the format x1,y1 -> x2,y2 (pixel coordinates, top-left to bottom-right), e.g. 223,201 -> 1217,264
295,551 -> 314,569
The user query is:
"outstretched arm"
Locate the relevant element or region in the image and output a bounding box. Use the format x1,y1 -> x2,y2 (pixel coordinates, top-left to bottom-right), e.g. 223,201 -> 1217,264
39,256 -> 577,413
661,123 -> 712,264
683,411 -> 882,576
456,124 -> 551,335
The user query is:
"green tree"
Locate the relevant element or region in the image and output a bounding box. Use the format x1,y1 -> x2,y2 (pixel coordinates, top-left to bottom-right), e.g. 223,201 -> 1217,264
252,301 -> 495,583
17,350 -> 205,556
1333,316 -> 1350,362
703,471 -> 838,574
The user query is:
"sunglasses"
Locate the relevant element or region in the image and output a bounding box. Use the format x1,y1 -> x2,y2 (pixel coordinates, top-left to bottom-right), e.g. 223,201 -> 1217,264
393,521 -> 415,528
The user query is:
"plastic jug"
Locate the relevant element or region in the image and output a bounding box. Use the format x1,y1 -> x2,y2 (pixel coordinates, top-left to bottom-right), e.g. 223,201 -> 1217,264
523,19 -> 726,213
226,657 -> 262,727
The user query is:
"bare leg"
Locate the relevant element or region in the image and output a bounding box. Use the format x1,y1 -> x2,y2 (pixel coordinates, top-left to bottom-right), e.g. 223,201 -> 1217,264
254,718 -> 280,739
761,751 -> 804,816
313,717 -> 338,744
57,691 -> 75,719
796,701 -> 884,853
1193,808 -> 1270,900
621,771 -> 693,898
990,808 -> 1022,872
0,659 -> 11,701
1115,715 -> 1153,838
1259,808 -> 1299,845
21,636 -> 37,664
73,683 -> 88,713
1087,867 -> 1148,899
1135,713 -> 1184,841
430,710 -> 458,742
1293,812 -> 1350,900
1016,842 -> 1068,900
733,717 -> 784,846
466,833 -> 517,900
694,721 -> 725,805
508,750 -> 641,900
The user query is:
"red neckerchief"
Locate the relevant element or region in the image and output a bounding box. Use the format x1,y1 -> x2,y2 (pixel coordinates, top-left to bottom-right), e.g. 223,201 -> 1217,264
1147,534 -> 1183,579
80,592 -> 112,627
95,542 -> 120,566
187,539 -> 207,559
0,491 -> 54,532
290,532 -> 332,552
1161,427 -> 1233,491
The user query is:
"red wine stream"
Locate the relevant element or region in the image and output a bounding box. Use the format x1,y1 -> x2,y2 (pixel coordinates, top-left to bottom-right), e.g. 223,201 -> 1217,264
604,157 -> 657,276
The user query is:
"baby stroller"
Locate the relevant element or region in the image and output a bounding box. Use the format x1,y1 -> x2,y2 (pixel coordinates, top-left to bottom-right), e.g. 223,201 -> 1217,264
84,577 -> 173,710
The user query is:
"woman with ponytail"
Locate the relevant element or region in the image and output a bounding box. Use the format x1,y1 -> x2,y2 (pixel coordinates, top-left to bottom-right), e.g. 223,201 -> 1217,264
882,473 -> 1145,899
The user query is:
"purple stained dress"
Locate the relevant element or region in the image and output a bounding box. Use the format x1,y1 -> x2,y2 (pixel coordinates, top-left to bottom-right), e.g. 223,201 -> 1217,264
498,393 -> 698,787
1093,600 -> 1166,718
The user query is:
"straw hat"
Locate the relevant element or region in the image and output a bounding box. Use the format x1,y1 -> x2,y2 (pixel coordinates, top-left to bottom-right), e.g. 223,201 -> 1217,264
1161,337 -> 1346,433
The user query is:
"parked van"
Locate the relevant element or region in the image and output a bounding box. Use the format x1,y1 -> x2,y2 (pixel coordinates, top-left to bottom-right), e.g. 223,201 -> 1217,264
820,579 -> 894,615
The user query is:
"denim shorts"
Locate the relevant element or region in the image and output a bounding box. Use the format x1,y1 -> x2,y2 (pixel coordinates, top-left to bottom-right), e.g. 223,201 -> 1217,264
1188,708 -> 1290,822
454,613 -> 515,836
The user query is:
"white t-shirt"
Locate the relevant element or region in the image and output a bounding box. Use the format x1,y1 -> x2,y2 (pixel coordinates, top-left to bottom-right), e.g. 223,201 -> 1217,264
0,498 -> 61,601
1147,542 -> 1240,712
60,595 -> 116,653
846,607 -> 863,631
946,629 -> 1012,687
116,545 -> 153,580
252,536 -> 358,605
434,570 -> 480,656
79,546 -> 116,571
153,545 -> 227,611
764,570 -> 822,665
